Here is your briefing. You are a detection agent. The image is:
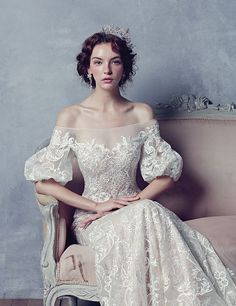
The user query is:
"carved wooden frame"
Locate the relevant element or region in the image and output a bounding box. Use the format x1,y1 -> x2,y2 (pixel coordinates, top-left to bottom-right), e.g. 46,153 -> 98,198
35,193 -> 99,306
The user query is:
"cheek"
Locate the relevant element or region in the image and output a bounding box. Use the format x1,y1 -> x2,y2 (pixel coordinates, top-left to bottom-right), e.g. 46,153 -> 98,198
115,65 -> 124,75
91,66 -> 102,74
89,64 -> 103,75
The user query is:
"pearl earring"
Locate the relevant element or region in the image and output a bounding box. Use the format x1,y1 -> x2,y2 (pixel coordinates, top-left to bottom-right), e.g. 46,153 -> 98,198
87,73 -> 93,89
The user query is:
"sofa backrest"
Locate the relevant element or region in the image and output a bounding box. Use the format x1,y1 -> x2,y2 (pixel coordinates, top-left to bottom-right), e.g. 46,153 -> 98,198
155,118 -> 236,220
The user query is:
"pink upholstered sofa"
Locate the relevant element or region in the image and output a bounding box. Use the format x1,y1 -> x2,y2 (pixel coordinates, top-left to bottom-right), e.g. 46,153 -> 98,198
35,115 -> 236,306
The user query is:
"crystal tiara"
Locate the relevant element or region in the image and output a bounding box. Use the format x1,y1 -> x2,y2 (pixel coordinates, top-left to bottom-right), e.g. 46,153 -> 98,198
101,24 -> 132,46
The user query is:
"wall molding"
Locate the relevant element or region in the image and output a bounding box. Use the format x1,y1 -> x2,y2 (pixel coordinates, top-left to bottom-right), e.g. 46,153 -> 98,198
154,95 -> 236,119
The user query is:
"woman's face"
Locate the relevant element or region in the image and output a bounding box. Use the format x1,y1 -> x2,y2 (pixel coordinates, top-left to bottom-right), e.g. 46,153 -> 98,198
88,42 -> 124,90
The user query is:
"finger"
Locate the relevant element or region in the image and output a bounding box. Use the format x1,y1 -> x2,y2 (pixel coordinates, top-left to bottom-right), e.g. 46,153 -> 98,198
80,217 -> 95,228
85,214 -> 101,223
127,197 -> 140,202
114,200 -> 130,205
111,203 -> 125,209
83,221 -> 92,229
128,194 -> 140,198
80,212 -> 105,228
82,216 -> 98,226
117,195 -> 140,201
115,200 -> 138,206
126,196 -> 140,202
80,221 -> 88,229
116,195 -> 137,200
80,220 -> 89,228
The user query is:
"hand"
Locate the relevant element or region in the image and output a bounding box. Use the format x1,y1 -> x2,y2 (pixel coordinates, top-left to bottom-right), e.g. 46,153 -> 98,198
80,211 -> 112,229
80,194 -> 140,229
95,194 -> 140,214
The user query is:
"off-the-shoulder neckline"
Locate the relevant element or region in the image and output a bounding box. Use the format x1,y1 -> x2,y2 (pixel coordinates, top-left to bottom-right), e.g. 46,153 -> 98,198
55,118 -> 157,130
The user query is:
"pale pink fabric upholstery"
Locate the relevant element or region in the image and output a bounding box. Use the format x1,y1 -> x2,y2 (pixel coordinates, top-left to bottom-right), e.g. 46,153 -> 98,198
57,245 -> 96,284
157,118 -> 236,219
186,216 -> 236,272
57,118 -> 236,283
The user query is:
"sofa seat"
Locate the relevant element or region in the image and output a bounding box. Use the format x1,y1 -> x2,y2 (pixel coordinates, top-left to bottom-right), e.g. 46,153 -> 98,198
186,215 -> 236,275
57,215 -> 236,284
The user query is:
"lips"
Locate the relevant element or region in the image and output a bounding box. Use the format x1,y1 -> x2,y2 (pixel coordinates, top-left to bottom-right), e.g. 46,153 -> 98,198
102,77 -> 113,81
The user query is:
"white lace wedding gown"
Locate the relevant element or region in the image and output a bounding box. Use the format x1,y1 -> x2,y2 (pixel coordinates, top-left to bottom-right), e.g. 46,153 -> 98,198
24,118 -> 236,306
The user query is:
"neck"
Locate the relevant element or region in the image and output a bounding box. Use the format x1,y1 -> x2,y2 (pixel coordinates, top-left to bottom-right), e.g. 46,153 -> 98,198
88,87 -> 125,112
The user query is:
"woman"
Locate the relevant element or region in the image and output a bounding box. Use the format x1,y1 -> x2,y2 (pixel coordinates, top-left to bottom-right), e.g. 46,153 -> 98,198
24,25 -> 236,305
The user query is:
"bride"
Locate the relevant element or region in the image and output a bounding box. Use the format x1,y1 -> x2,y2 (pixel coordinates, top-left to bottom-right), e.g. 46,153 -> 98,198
24,25 -> 236,305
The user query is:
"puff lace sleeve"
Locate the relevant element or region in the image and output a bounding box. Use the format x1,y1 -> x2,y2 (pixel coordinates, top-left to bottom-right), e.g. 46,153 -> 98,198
140,119 -> 183,183
24,127 -> 74,185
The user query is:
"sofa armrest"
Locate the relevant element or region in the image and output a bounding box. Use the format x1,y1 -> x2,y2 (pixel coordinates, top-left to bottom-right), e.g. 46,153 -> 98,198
35,193 -> 59,206
34,192 -> 62,292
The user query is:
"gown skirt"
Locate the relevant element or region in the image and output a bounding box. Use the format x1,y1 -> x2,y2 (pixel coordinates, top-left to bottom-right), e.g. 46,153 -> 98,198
72,199 -> 236,306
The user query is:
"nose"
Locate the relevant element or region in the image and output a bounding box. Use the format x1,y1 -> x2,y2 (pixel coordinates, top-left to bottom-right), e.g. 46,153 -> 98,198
104,62 -> 112,74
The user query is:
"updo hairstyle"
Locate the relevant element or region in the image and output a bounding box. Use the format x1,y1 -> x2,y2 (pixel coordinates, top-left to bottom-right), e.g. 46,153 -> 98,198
76,32 -> 137,89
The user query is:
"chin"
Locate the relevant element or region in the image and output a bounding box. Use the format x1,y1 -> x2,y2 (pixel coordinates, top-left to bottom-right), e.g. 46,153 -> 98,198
100,83 -> 119,90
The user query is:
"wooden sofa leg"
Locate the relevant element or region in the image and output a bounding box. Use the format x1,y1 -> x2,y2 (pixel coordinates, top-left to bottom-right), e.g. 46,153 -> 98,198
77,299 -> 100,306
58,296 -> 77,306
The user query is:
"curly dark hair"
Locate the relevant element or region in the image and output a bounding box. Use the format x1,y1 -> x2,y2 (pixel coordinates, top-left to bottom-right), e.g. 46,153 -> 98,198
76,32 -> 137,89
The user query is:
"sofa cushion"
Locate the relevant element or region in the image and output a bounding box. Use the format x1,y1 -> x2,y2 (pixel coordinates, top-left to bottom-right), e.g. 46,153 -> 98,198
186,215 -> 236,274
57,244 -> 96,285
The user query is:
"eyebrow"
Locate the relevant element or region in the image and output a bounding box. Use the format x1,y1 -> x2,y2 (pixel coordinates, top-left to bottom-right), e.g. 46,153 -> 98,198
91,56 -> 121,60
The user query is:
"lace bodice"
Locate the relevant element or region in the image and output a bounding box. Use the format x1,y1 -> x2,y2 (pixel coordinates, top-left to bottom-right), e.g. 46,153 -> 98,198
24,119 -> 183,203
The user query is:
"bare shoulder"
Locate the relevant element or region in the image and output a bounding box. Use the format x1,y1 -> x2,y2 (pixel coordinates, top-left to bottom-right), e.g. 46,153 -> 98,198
133,102 -> 156,123
55,104 -> 81,127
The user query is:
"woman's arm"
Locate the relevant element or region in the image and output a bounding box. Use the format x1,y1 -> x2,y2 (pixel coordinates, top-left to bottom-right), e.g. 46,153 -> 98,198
35,179 -> 140,213
138,176 -> 174,200
35,179 -> 97,211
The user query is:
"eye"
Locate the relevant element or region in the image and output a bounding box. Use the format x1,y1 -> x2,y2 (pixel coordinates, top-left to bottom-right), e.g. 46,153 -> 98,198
93,60 -> 102,65
112,59 -> 122,65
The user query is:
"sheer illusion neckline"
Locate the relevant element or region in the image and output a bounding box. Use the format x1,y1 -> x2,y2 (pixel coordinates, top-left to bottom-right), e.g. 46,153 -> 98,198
55,118 -> 157,131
